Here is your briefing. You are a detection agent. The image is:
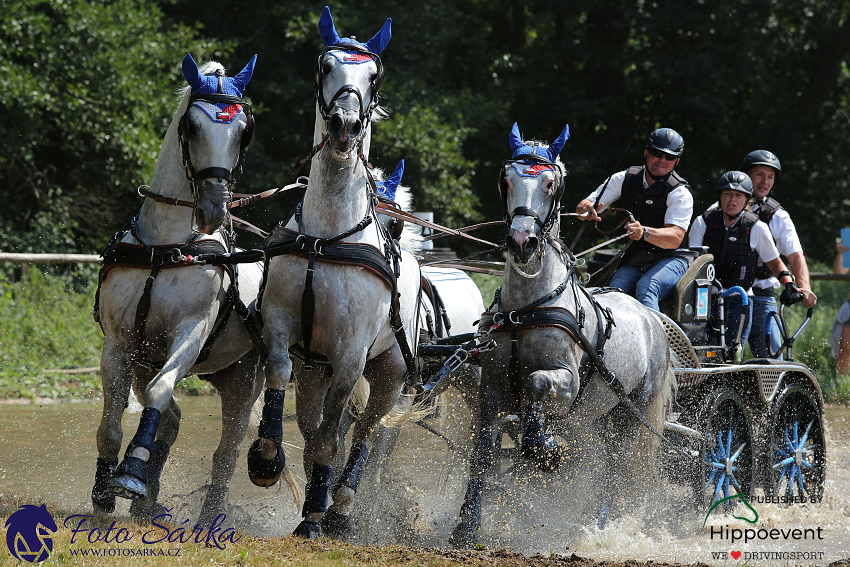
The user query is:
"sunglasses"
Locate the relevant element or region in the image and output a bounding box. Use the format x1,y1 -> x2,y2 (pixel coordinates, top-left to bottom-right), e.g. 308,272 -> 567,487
648,148 -> 678,162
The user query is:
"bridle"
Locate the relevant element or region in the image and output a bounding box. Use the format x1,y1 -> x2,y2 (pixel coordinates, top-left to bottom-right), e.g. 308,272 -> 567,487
498,149 -> 567,236
177,69 -> 255,208
314,43 -> 384,143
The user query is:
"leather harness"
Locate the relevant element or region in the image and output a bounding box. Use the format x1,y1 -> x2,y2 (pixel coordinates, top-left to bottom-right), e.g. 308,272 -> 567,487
196,191 -> 420,383
93,215 -> 265,371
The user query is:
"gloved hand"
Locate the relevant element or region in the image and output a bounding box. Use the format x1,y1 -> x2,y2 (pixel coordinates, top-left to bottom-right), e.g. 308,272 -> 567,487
780,282 -> 804,306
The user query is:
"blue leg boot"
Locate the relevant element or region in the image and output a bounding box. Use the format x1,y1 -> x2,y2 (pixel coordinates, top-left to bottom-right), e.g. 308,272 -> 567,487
293,462 -> 332,539
322,442 -> 369,538
110,407 -> 161,499
521,405 -> 564,472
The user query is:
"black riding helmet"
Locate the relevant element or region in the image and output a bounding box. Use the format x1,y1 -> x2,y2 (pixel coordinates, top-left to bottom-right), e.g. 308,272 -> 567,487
741,149 -> 781,176
646,128 -> 685,157
717,171 -> 753,198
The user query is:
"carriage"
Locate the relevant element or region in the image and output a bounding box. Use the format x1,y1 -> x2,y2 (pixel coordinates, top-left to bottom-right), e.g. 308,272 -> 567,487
649,246 -> 826,509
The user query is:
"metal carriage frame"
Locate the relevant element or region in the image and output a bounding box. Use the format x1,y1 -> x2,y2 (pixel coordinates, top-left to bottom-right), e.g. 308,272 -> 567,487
655,250 -> 827,509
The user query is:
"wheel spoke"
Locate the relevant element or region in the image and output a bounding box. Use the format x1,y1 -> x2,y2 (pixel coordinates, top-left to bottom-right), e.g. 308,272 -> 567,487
773,456 -> 795,469
730,442 -> 747,462
798,419 -> 814,448
794,464 -> 805,494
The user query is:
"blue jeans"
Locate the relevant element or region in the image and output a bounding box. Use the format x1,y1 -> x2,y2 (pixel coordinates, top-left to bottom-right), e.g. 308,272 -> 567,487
610,256 -> 689,311
711,294 -> 753,357
749,293 -> 783,359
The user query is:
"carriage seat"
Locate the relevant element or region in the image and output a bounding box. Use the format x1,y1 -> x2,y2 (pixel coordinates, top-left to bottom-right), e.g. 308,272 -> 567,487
658,248 -> 714,346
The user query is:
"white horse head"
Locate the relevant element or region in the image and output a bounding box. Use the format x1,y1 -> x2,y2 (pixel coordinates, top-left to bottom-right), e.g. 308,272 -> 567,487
314,6 -> 391,161
148,53 -> 256,236
500,122 -> 569,273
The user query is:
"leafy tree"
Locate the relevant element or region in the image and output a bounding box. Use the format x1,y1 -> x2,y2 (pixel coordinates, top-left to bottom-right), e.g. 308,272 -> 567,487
0,0 -> 220,258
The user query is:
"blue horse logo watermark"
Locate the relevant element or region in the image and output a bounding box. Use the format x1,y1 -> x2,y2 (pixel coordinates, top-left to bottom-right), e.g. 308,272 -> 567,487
5,504 -> 58,562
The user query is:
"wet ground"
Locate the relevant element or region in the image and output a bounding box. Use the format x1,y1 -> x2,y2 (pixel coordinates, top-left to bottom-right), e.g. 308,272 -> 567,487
1,393 -> 848,565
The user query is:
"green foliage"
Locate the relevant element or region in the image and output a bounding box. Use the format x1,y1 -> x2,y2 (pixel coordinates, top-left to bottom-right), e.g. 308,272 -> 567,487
0,269 -> 102,399
0,0 -> 219,255
372,104 -> 480,227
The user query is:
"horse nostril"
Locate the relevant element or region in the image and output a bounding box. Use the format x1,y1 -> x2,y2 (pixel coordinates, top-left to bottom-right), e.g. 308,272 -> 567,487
505,234 -> 515,250
524,236 -> 538,256
349,119 -> 362,139
328,114 -> 343,138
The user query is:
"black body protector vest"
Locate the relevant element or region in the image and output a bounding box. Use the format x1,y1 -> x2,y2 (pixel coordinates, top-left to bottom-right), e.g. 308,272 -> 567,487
751,196 -> 783,279
701,209 -> 760,290
617,166 -> 689,263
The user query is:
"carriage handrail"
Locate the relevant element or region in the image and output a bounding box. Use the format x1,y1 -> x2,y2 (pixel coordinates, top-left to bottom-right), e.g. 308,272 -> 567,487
767,302 -> 814,361
719,286 -> 749,353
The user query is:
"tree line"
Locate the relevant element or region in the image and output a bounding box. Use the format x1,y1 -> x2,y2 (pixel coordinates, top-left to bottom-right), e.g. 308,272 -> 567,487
2,0 -> 849,265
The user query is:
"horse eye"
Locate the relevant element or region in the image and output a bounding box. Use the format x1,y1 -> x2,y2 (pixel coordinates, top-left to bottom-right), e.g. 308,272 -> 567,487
188,119 -> 199,137
321,63 -> 332,75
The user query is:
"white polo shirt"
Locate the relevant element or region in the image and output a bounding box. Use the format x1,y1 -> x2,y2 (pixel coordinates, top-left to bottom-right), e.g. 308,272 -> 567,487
689,211 -> 780,294
706,201 -> 803,290
584,168 -> 693,230
749,201 -> 803,290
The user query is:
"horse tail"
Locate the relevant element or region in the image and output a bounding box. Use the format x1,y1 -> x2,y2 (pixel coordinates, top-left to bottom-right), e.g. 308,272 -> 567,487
351,375 -> 370,415
350,375 -> 434,429
379,390 -> 433,429
249,393 -> 264,430
281,465 -> 303,510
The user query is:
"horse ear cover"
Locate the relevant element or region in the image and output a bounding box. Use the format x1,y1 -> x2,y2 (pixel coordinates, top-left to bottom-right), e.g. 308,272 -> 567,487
318,6 -> 392,54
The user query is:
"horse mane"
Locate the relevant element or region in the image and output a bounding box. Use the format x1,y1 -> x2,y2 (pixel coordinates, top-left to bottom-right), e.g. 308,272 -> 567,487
371,165 -> 422,253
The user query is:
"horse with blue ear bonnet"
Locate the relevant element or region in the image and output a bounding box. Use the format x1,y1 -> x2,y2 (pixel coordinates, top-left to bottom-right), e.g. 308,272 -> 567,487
248,6 -> 424,541
92,51 -> 274,526
450,122 -> 674,546
314,5 -> 390,154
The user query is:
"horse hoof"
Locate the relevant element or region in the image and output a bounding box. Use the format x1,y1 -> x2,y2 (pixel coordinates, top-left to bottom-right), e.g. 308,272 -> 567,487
521,437 -> 564,473
320,509 -> 354,539
109,456 -> 148,499
292,520 -> 323,539
596,504 -> 610,530
92,490 -> 116,514
448,521 -> 479,549
247,438 -> 284,487
198,486 -> 228,526
109,475 -> 147,500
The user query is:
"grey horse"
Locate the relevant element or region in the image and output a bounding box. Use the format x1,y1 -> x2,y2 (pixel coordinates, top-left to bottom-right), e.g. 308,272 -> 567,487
450,123 -> 674,546
94,54 -> 264,525
246,7 -> 422,540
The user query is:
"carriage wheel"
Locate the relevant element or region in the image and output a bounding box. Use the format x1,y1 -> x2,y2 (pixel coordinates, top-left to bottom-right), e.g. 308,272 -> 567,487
767,384 -> 826,502
695,388 -> 755,510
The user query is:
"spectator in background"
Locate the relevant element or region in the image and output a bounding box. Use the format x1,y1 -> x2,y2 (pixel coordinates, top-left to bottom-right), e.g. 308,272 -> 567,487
831,239 -> 850,374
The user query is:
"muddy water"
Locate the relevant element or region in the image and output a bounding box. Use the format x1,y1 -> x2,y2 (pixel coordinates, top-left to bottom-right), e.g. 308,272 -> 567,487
1,395 -> 848,565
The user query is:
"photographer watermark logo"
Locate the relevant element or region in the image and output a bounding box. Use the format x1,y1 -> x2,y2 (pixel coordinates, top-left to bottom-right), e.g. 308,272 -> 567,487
5,504 -> 57,563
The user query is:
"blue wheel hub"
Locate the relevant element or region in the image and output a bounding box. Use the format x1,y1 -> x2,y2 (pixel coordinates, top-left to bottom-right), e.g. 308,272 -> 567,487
772,418 -> 816,497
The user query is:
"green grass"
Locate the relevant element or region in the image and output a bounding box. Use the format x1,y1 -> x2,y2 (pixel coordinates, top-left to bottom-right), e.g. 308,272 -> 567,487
0,269 -> 103,400
0,268 -> 213,401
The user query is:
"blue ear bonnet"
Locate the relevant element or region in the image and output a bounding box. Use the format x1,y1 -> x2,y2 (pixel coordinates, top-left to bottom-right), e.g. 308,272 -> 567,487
182,53 -> 257,98
318,5 -> 392,54
508,122 -> 570,165
376,160 -> 404,202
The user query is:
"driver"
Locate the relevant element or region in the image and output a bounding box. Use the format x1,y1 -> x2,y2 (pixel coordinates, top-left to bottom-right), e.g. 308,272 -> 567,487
689,171 -> 801,355
575,128 -> 693,310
